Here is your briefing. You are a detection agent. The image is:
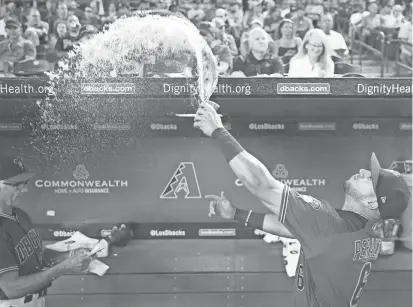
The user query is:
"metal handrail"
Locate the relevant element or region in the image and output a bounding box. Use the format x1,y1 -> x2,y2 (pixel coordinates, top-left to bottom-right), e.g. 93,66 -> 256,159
386,39 -> 413,77
334,16 -> 386,76
352,26 -> 386,77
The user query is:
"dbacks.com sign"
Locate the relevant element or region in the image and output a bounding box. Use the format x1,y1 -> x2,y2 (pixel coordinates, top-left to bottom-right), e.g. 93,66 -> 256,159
235,164 -> 326,192
35,164 -> 128,194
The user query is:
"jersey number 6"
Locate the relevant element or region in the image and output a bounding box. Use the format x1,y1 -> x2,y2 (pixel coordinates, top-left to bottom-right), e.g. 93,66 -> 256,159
350,262 -> 372,307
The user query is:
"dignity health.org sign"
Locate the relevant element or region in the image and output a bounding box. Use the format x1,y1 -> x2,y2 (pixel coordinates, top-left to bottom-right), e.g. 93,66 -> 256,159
34,164 -> 128,194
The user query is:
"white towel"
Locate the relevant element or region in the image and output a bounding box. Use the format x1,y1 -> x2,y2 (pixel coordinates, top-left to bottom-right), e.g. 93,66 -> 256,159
45,231 -> 110,276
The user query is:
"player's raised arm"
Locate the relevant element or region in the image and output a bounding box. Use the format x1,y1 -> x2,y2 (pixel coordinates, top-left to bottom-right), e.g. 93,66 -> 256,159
194,101 -> 285,217
206,192 -> 294,239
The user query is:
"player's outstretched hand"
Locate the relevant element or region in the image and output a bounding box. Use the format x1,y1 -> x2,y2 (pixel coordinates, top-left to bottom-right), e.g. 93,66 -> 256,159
108,224 -> 133,247
193,101 -> 224,137
205,191 -> 236,220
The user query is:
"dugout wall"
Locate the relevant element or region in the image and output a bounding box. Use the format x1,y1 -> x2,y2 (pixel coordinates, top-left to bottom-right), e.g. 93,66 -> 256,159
0,77 -> 411,307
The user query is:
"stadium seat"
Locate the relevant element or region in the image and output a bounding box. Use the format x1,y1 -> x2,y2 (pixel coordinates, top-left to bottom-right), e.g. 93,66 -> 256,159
36,44 -> 49,60
283,63 -> 290,75
281,55 -> 294,65
331,55 -> 342,63
13,59 -> 53,76
342,73 -> 367,77
334,62 -> 360,75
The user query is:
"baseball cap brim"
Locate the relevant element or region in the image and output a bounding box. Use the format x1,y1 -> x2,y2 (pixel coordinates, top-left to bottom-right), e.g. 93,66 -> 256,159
4,172 -> 35,183
370,152 -> 381,190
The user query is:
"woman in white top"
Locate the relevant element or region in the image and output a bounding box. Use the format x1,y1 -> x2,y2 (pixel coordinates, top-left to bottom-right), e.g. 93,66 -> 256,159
288,29 -> 334,77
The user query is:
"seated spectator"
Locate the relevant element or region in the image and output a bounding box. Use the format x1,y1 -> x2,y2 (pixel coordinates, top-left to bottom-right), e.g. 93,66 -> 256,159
361,1 -> 381,36
380,0 -> 395,15
243,0 -> 266,29
50,0 -> 69,35
24,8 -> 49,47
101,2 -> 117,26
54,15 -> 82,52
227,1 -> 243,26
280,1 -> 291,18
349,3 -> 369,37
137,1 -> 150,11
292,6 -> 313,39
117,1 -> 131,18
273,19 -> 302,61
187,1 -> 205,26
213,18 -> 238,56
231,27 -> 283,77
0,19 -> 36,72
381,5 -> 405,29
398,7 -> 412,66
41,0 -> 55,26
213,7 -> 242,48
264,6 -> 283,38
81,7 -> 102,29
288,29 -> 334,77
211,8 -> 227,26
5,2 -> 19,21
392,5 -> 406,28
68,0 -> 84,19
240,19 -> 274,57
91,0 -> 105,17
199,22 -> 232,76
319,13 -> 348,58
202,1 -> 217,22
284,4 -> 297,19
54,21 -> 70,56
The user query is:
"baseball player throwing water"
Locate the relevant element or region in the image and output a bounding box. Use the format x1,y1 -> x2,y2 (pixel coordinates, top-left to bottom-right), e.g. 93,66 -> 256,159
194,101 -> 410,307
0,156 -> 131,307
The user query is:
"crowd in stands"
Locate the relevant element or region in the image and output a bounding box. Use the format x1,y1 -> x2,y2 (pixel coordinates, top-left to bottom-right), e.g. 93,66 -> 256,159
0,0 -> 411,77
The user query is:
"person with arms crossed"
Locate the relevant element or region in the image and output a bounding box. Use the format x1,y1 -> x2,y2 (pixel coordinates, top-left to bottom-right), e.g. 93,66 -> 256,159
194,102 -> 410,307
0,156 -> 131,307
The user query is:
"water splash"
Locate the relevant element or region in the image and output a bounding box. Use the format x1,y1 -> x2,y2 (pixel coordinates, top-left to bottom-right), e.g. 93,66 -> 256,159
22,11 -> 218,170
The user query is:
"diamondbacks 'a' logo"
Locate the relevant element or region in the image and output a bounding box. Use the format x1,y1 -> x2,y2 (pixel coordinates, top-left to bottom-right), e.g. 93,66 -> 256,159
160,162 -> 201,199
389,160 -> 412,174
381,197 -> 387,203
298,194 -> 321,210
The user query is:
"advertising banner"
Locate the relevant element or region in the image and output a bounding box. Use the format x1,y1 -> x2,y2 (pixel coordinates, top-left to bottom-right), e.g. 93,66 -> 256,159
0,78 -> 411,98
3,133 -> 411,240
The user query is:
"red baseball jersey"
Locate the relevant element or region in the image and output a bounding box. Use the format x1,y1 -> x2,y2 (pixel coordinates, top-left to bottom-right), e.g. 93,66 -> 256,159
279,186 -> 382,307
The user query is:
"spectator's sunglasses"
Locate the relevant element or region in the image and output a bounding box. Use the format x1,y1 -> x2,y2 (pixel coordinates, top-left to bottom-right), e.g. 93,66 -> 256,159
0,180 -> 29,189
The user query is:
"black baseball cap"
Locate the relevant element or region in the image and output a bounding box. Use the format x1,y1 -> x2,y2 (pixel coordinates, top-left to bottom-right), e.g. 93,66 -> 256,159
371,153 -> 411,219
0,156 -> 34,183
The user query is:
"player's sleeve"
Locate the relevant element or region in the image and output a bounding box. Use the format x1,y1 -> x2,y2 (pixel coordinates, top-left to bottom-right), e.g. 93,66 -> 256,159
278,185 -> 343,254
0,231 -> 19,276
